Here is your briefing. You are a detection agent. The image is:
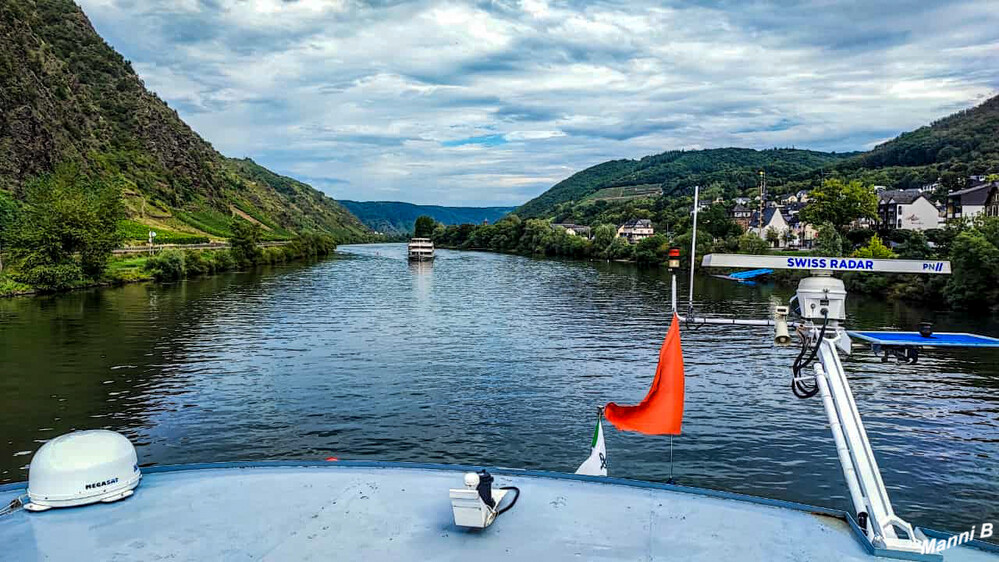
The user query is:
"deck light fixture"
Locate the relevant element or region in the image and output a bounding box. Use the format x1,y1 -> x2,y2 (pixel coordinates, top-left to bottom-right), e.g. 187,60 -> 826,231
667,247 -> 681,270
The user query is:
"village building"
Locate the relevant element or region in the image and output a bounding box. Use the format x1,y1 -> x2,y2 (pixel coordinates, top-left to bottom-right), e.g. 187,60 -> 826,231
729,203 -> 752,229
877,189 -> 940,230
552,223 -> 592,238
786,215 -> 817,249
947,182 -> 998,220
749,208 -> 790,248
783,201 -> 806,218
617,218 -> 654,244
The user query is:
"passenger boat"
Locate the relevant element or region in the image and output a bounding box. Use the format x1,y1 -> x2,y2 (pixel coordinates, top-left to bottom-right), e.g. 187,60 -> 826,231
407,237 -> 435,261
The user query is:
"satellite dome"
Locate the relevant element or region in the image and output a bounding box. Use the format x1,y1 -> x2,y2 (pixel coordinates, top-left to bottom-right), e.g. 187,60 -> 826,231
25,430 -> 141,512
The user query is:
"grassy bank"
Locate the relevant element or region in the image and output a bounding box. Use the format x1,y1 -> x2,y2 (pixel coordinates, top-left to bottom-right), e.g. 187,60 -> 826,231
0,232 -> 338,297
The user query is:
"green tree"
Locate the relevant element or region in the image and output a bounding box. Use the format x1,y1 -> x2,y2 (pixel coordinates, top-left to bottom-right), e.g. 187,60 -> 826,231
9,166 -> 125,290
944,229 -> 999,308
737,233 -> 770,254
798,179 -> 877,232
634,234 -> 670,264
0,192 -> 17,273
229,219 -> 262,267
671,230 -> 715,267
698,205 -> 742,239
815,223 -> 844,256
852,234 -> 895,258
431,223 -> 446,241
896,231 -> 932,259
592,224 -> 617,253
145,250 -> 186,281
414,215 -> 436,238
604,236 -> 634,260
765,227 -> 780,247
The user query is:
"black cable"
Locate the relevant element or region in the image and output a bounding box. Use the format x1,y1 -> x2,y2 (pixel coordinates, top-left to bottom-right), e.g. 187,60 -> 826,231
791,328 -> 815,398
684,304 -> 704,332
791,311 -> 828,399
495,486 -> 520,516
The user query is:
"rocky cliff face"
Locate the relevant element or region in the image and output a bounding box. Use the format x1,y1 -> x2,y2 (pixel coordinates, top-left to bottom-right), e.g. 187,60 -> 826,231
0,0 -> 368,240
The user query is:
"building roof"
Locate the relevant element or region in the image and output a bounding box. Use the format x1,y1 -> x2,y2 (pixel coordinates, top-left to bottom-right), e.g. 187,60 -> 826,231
749,207 -> 785,228
621,218 -> 653,228
731,203 -> 749,213
949,183 -> 996,206
552,223 -> 592,235
878,189 -> 925,205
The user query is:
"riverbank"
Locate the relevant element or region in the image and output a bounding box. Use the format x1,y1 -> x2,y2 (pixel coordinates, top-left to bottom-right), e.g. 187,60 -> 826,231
432,214 -> 999,313
0,233 -> 338,298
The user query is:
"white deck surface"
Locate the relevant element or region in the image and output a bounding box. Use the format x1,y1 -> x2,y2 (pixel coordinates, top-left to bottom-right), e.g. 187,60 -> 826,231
0,465 -> 995,561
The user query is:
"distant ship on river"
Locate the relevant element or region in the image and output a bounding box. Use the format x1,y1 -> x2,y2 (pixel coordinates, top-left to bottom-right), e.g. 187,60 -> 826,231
407,237 -> 435,261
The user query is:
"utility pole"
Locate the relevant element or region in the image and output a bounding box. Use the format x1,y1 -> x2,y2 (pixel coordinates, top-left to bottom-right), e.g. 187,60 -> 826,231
758,170 -> 766,237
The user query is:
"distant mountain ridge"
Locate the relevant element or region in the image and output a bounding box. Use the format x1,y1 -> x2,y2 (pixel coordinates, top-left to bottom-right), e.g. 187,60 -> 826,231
340,201 -> 514,234
0,0 -> 369,242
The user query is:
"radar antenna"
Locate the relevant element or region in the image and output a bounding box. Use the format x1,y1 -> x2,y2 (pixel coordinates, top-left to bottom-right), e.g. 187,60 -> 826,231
684,253 -> 980,556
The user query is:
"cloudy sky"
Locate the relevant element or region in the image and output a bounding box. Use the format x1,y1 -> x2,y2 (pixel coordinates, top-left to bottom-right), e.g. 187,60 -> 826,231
79,0 -> 998,206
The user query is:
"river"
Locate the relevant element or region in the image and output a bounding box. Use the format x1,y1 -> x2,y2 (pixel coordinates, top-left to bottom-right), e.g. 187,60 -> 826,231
1,243 -> 997,534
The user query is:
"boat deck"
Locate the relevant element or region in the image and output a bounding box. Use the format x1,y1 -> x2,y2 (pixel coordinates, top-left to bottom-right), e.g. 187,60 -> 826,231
1,463 -> 995,561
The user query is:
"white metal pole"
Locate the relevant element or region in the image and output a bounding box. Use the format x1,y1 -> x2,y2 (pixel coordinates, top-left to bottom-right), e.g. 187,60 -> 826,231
816,338 -> 922,553
688,185 -> 699,313
677,316 -> 798,328
671,273 -> 677,314
814,363 -> 869,533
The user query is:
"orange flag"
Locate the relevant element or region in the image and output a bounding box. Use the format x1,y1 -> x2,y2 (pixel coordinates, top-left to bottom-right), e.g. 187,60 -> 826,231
604,313 -> 685,435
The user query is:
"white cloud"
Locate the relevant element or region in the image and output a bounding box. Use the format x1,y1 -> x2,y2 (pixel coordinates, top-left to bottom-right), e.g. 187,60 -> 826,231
505,130 -> 565,141
76,0 -> 999,206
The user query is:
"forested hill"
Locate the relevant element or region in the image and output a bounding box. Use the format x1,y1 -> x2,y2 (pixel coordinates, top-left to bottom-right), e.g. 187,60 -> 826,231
515,148 -> 855,219
339,201 -> 514,234
516,94 -> 999,219
0,0 -> 368,241
839,94 -> 999,190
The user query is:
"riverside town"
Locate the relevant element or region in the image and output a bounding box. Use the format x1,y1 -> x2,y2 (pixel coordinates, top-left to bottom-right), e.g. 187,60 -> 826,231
1,1 -> 998,561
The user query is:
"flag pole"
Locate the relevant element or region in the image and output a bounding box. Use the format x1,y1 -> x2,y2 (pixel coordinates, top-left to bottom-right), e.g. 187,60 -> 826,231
688,184 -> 699,318
671,273 -> 677,314
668,435 -> 674,484
669,185 -> 698,484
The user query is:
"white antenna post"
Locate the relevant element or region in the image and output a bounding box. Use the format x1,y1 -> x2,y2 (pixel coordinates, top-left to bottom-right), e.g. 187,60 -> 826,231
687,185 -> 699,314
693,253 -> 954,555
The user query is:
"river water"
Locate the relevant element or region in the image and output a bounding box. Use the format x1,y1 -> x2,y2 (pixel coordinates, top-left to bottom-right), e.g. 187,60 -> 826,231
1,243 -> 997,534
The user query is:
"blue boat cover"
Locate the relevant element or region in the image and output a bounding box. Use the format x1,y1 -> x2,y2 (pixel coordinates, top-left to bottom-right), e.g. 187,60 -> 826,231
728,268 -> 773,280
848,331 -> 999,348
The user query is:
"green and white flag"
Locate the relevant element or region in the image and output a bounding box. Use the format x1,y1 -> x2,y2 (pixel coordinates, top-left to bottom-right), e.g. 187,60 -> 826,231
575,417 -> 607,476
